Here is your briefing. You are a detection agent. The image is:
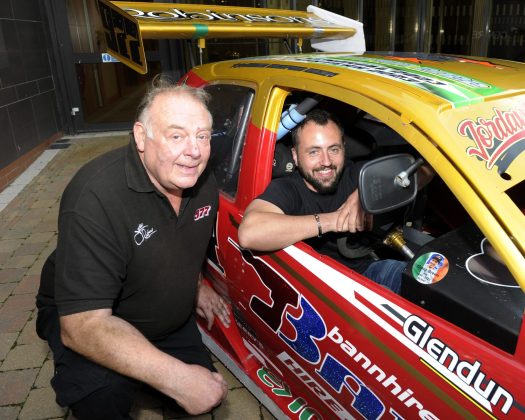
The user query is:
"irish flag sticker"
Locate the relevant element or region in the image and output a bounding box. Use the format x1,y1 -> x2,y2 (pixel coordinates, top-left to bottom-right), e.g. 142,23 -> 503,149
412,252 -> 449,284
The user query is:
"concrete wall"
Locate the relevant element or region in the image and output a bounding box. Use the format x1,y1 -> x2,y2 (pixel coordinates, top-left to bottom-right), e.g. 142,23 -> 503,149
0,0 -> 62,190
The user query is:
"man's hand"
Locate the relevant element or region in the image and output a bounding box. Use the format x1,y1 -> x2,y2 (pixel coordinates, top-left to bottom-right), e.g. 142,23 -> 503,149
174,364 -> 228,415
196,281 -> 231,330
335,189 -> 373,233
60,309 -> 228,416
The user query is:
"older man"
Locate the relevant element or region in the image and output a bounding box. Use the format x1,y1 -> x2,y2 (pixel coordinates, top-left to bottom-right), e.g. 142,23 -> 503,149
239,109 -> 405,293
36,78 -> 229,419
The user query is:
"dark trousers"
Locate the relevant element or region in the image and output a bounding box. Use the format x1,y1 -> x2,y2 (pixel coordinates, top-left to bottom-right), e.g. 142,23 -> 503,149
36,307 -> 214,420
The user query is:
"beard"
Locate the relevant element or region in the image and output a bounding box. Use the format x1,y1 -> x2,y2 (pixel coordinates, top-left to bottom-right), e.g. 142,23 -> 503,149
297,162 -> 344,194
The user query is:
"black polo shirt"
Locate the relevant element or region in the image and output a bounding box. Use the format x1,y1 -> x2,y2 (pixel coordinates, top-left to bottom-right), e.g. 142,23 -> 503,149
37,138 -> 218,340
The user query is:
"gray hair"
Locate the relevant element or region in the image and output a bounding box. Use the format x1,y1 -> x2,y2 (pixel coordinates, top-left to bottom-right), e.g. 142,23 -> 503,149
136,74 -> 212,137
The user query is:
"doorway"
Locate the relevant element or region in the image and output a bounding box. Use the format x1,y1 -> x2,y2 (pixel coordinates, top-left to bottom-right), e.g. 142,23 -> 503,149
44,0 -> 162,134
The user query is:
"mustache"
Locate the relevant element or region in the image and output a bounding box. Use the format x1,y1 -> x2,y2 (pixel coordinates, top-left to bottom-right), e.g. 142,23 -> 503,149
313,165 -> 337,173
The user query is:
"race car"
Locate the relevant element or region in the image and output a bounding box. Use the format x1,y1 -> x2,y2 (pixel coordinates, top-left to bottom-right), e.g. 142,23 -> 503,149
97,2 -> 525,418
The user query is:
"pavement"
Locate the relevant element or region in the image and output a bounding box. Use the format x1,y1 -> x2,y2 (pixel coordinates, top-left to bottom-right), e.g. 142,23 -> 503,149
0,133 -> 275,420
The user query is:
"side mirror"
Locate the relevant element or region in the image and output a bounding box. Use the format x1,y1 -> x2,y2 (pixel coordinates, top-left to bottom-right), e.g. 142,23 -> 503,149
359,154 -> 418,214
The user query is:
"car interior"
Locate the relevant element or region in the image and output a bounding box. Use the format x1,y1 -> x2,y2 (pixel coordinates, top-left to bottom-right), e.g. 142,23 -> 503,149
271,90 -> 525,354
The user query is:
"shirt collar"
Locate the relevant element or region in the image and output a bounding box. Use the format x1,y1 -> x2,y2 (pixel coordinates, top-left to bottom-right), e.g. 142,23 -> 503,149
125,134 -> 156,193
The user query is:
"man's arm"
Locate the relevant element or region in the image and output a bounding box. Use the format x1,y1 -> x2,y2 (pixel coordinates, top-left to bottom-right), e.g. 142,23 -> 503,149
238,199 -> 320,251
60,310 -> 227,415
238,189 -> 369,252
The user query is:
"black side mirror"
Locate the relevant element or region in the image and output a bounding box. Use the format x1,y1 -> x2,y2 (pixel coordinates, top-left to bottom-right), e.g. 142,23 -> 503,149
359,154 -> 418,214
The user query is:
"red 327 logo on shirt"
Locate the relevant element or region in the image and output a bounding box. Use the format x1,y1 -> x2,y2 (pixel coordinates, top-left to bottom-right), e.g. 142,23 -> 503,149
194,205 -> 211,221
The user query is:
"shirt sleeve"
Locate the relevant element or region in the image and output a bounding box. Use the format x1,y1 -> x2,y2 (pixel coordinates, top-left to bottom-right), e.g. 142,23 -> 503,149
54,202 -> 127,316
257,177 -> 303,214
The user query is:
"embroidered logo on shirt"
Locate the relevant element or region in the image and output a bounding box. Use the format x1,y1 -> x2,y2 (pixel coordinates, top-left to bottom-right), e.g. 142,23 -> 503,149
133,223 -> 157,246
194,205 -> 211,221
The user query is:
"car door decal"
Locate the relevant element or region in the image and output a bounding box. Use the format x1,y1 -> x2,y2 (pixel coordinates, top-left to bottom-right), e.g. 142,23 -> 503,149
284,245 -> 515,417
457,106 -> 525,173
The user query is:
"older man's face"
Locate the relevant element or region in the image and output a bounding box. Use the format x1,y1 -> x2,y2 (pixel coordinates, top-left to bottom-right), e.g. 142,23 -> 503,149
292,120 -> 345,194
134,92 -> 212,195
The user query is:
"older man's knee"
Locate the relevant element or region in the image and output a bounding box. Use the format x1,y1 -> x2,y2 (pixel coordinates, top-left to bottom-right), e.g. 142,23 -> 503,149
69,375 -> 138,420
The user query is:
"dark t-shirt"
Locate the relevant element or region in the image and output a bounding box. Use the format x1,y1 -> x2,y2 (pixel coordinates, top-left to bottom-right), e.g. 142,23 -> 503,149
258,164 -> 373,272
37,139 -> 218,340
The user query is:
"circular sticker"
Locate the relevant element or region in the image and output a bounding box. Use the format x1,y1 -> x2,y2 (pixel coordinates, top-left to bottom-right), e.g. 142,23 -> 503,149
412,252 -> 449,285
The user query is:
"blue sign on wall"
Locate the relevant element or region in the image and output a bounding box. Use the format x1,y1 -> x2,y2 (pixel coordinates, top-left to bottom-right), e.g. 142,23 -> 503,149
101,53 -> 120,63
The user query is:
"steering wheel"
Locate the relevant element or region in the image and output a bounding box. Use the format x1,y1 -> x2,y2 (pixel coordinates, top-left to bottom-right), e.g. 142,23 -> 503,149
336,209 -> 408,259
336,231 -> 381,259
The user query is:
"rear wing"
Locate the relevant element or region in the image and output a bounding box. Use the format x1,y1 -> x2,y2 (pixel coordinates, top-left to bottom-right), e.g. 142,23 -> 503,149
96,0 -> 365,74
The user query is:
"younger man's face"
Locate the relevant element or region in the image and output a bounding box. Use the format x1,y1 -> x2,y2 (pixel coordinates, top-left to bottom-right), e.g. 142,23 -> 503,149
292,120 -> 345,194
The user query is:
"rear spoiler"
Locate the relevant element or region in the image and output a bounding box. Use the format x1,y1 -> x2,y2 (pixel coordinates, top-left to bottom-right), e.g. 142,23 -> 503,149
96,0 -> 365,74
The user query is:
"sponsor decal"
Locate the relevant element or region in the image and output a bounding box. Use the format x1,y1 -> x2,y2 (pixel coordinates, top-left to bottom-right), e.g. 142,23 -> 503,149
384,54 -> 500,67
257,367 -> 321,419
404,315 -> 513,414
285,55 -> 503,107
457,106 -> 525,172
125,7 -> 325,25
232,62 -> 338,77
194,205 -> 212,221
411,252 -> 449,284
235,243 -> 436,419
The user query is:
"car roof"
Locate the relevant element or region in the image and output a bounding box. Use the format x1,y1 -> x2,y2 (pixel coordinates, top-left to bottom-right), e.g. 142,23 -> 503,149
205,52 -> 525,192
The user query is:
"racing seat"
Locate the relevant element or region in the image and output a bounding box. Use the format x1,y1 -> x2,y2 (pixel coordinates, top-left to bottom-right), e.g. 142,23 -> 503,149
272,142 -> 296,178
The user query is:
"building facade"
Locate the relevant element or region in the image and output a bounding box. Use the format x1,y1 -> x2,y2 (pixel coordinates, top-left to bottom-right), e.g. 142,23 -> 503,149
0,1 -> 62,190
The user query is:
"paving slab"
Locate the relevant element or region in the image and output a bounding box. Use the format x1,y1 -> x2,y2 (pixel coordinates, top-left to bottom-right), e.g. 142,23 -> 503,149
26,232 -> 55,244
0,238 -> 24,253
0,369 -> 38,405
213,388 -> 263,420
0,342 -> 49,371
261,406 -> 276,419
18,387 -> 67,420
0,332 -> 17,361
18,317 -> 40,345
3,254 -> 38,269
0,268 -> 26,284
0,252 -> 11,266
2,293 -> 37,312
0,282 -> 16,303
0,230 -> 29,240
0,405 -> 21,420
213,361 -> 242,389
13,275 -> 41,295
35,359 -> 54,388
26,258 -> 47,276
14,243 -> 48,258
0,308 -> 31,333
30,199 -> 57,209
